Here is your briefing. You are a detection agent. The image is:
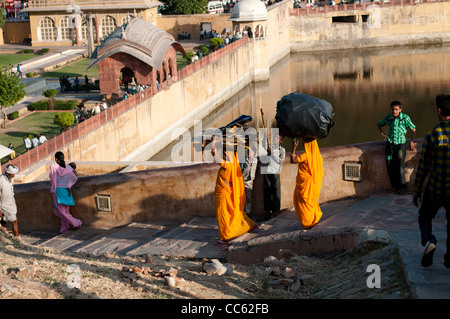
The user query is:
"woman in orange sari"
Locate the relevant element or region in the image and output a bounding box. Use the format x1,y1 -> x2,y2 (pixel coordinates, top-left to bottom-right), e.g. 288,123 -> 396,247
212,138 -> 258,244
290,137 -> 323,229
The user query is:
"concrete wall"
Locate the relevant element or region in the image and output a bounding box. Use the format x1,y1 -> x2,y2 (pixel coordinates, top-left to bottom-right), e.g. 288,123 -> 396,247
2,20 -> 30,44
14,141 -> 421,232
289,2 -> 450,52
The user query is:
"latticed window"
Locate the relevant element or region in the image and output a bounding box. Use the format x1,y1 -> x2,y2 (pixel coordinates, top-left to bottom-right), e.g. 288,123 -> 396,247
121,15 -> 134,25
40,17 -> 56,41
255,25 -> 264,38
80,21 -> 97,41
101,16 -> 116,40
60,16 -> 71,41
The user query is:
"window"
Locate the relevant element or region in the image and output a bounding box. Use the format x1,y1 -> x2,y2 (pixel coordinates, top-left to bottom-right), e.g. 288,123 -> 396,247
60,16 -> 72,41
255,25 -> 264,38
81,20 -> 97,41
40,17 -> 56,41
121,15 -> 134,25
332,15 -> 357,23
101,15 -> 116,40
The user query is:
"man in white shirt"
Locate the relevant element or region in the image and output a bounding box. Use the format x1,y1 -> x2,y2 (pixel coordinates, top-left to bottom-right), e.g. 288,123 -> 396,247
39,133 -> 47,144
0,165 -> 19,238
24,135 -> 32,151
93,103 -> 101,115
102,101 -> 108,110
32,135 -> 39,148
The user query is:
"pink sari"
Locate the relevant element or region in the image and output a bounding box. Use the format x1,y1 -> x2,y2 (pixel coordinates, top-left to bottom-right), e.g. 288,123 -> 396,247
49,163 -> 81,234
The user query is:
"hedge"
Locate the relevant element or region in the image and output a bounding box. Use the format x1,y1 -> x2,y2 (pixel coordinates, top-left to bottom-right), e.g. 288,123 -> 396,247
29,99 -> 79,111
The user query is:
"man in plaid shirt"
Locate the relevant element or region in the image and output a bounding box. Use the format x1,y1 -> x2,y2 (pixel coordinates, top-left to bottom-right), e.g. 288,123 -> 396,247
413,94 -> 450,268
377,101 -> 417,191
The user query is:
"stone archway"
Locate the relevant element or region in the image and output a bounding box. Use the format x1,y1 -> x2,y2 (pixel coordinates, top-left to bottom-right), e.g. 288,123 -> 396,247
120,66 -> 135,91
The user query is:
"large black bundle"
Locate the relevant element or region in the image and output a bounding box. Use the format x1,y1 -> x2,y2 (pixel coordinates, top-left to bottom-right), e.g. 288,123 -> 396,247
275,92 -> 334,139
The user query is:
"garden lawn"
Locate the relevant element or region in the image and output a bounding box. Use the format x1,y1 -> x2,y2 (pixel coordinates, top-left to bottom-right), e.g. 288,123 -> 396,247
0,111 -> 66,164
40,58 -> 99,79
0,54 -> 42,69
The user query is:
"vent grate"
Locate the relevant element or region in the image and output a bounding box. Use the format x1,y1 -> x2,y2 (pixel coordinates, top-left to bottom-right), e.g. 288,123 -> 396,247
95,194 -> 112,212
344,162 -> 362,182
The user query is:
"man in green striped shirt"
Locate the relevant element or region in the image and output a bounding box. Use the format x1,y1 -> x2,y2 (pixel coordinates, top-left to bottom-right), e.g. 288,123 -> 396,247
377,101 -> 417,191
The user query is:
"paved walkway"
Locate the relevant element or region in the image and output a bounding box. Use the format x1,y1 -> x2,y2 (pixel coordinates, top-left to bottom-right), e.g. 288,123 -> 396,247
20,190 -> 450,299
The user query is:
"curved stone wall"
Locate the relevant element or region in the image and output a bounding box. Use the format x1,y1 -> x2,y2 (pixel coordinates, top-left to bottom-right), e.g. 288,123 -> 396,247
14,140 -> 422,232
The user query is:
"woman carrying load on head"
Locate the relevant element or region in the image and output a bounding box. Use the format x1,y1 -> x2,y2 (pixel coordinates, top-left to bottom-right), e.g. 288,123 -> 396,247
290,137 -> 323,229
49,151 -> 82,234
211,136 -> 259,245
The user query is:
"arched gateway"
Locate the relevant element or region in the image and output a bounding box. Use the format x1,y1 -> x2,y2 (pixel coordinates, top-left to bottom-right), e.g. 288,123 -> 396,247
87,18 -> 186,98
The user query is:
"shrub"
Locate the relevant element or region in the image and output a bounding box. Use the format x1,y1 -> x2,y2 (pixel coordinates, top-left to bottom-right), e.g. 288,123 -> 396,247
29,99 -> 78,111
41,48 -> 50,54
21,49 -> 33,54
185,51 -> 195,61
8,111 -> 19,120
54,112 -> 75,131
29,100 -> 48,111
43,89 -> 59,99
199,44 -> 209,56
54,100 -> 78,110
26,72 -> 37,78
209,37 -> 224,50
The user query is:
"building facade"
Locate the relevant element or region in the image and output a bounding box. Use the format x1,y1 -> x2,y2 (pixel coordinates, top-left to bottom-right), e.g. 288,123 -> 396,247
21,0 -> 162,47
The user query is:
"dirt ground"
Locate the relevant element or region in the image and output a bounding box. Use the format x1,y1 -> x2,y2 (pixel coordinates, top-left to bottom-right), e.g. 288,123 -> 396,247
0,225 -> 411,300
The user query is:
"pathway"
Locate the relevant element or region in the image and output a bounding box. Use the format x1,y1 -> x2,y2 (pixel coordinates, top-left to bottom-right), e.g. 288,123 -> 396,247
20,191 -> 450,299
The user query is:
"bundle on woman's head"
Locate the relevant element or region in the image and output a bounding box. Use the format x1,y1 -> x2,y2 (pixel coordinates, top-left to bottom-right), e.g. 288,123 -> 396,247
55,151 -> 66,167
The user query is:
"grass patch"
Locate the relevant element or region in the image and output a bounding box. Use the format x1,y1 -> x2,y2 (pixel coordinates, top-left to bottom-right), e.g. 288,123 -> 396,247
0,54 -> 42,69
41,58 -> 99,79
0,112 -> 69,164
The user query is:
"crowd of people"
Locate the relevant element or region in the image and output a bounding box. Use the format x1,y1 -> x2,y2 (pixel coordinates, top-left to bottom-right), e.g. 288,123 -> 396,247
59,75 -> 91,93
122,77 -> 152,100
21,133 -> 48,154
73,101 -> 109,123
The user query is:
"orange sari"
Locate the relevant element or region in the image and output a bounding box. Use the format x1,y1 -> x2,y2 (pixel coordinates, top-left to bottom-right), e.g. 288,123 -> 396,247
215,151 -> 256,241
293,138 -> 323,229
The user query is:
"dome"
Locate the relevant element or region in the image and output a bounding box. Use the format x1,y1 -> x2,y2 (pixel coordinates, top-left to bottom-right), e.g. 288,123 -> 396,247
229,0 -> 269,22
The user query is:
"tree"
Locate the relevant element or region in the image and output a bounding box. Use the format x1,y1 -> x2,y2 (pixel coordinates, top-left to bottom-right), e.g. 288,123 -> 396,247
43,89 -> 59,110
0,68 -> 26,128
54,112 -> 75,131
0,7 -> 5,28
160,0 -> 209,15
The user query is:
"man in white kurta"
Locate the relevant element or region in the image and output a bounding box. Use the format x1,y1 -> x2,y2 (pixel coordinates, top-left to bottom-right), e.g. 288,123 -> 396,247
0,165 -> 19,237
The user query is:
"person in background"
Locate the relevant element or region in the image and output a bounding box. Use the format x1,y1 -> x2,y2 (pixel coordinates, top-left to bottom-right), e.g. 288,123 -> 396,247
259,132 -> 286,221
39,133 -> 48,144
32,135 -> 39,148
24,135 -> 32,152
8,143 -> 15,160
0,164 -> 20,238
377,100 -> 417,192
49,151 -> 82,234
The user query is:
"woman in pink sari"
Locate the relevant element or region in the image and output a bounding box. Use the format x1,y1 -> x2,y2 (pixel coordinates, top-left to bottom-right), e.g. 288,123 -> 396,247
49,151 -> 81,234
